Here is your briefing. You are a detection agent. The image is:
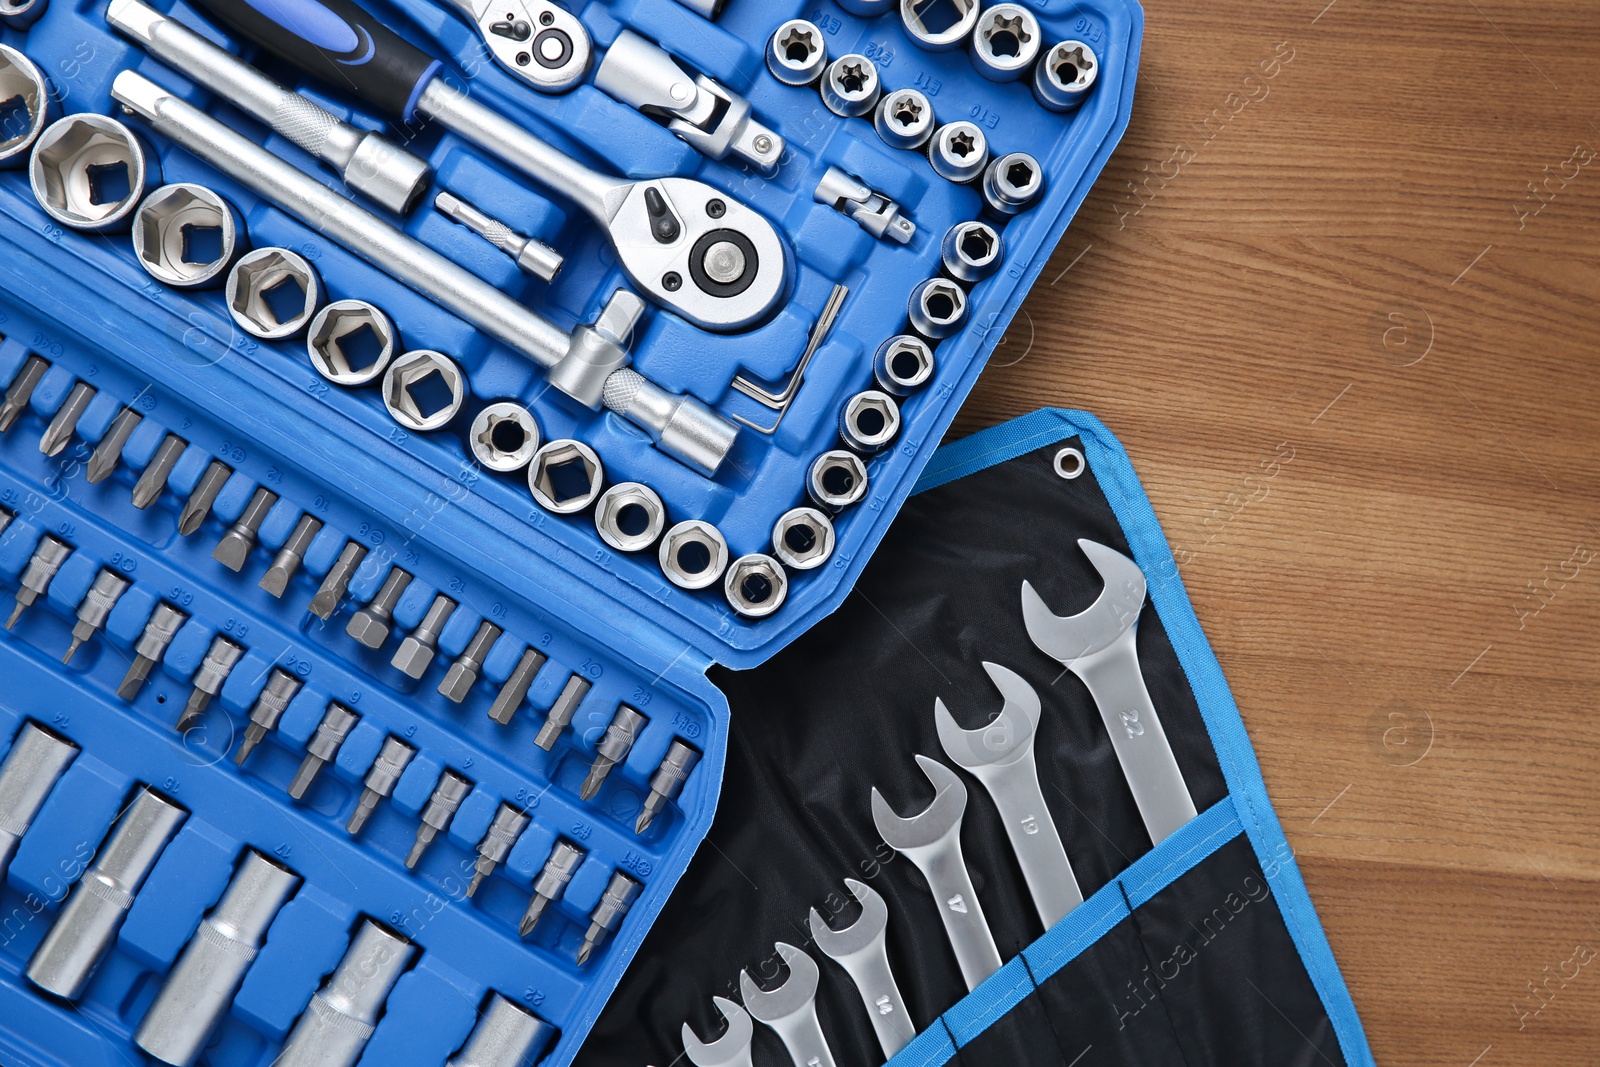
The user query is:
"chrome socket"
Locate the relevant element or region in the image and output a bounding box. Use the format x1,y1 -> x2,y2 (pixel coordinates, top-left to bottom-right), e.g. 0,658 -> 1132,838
908,277 -> 969,338
226,248 -> 323,340
971,4 -> 1042,82
0,0 -> 47,31
771,507 -> 836,570
308,300 -> 398,386
808,450 -> 869,512
821,54 -> 881,118
983,153 -> 1044,216
469,402 -> 541,473
447,995 -> 555,1067
1035,40 -> 1099,112
875,87 -> 935,151
873,335 -> 935,395
929,120 -> 989,183
30,114 -> 154,231
275,920 -> 415,1067
940,220 -> 1003,283
659,519 -> 730,590
288,702 -> 360,800
0,46 -> 50,167
637,740 -> 701,834
595,481 -> 667,553
0,723 -> 77,881
407,769 -> 472,869
839,389 -> 901,453
132,183 -> 242,289
767,19 -> 827,86
347,736 -> 415,835
383,350 -> 464,432
724,553 -> 788,619
900,0 -> 979,51
528,439 -> 604,514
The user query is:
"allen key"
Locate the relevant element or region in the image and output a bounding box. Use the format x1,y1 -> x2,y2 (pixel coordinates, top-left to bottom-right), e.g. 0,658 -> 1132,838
730,284 -> 848,434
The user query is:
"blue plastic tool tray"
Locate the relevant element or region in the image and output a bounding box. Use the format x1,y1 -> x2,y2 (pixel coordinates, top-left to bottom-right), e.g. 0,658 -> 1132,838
0,0 -> 1141,1062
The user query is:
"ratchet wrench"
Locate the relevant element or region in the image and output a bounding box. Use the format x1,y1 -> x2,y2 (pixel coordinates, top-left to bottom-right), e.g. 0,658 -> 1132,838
437,0 -> 589,93
187,0 -> 789,333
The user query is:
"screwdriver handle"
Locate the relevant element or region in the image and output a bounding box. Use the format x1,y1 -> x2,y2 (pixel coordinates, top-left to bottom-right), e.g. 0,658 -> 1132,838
188,0 -> 441,120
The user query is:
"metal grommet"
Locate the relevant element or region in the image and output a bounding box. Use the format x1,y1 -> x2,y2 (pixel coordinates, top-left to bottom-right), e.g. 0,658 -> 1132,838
595,482 -> 666,552
771,507 -> 835,570
382,349 -> 464,432
469,401 -> 541,472
308,299 -> 397,385
659,519 -> 730,590
724,554 -> 788,618
1053,446 -> 1085,479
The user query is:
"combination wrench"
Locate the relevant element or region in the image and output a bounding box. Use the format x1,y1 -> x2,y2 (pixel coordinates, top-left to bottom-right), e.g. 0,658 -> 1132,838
739,942 -> 838,1067
1022,539 -> 1199,844
682,996 -> 755,1067
871,755 -> 1001,991
187,0 -> 789,334
936,662 -> 1083,929
808,878 -> 915,1060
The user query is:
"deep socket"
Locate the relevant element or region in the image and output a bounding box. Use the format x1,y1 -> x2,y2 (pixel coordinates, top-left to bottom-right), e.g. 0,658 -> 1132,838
0,723 -> 78,881
446,995 -> 555,1067
274,920 -> 416,1067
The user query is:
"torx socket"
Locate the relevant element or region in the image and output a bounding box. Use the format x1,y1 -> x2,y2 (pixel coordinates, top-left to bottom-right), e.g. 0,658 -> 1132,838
86,407 -> 142,484
406,770 -> 472,869
0,723 -> 77,881
579,706 -> 647,801
178,460 -> 231,536
488,647 -> 546,726
212,486 -> 276,571
346,567 -> 412,648
439,620 -> 502,703
7,533 -> 71,630
260,514 -> 323,597
178,635 -> 243,732
132,433 -> 187,509
467,803 -> 530,898
0,355 -> 49,432
767,19 -> 827,87
118,602 -> 188,701
310,541 -> 366,620
234,669 -> 302,765
446,995 -> 555,1067
821,54 -> 880,118
636,740 -> 702,834
274,920 -> 415,1067
533,674 -> 590,750
577,871 -> 642,965
519,841 -> 583,937
39,381 -> 95,457
392,594 -> 456,678
929,120 -> 989,184
347,736 -> 415,835
134,850 -> 300,1067
289,703 -> 359,800
26,788 -> 186,999
63,568 -> 130,664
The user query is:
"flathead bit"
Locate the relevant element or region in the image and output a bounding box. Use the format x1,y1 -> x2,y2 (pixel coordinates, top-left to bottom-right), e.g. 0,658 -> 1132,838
519,841 -> 584,937
579,706 -> 648,802
0,356 -> 49,433
64,568 -> 130,665
177,460 -> 231,536
233,668 -> 302,766
132,434 -> 187,510
212,487 -> 277,572
406,770 -> 472,869
39,382 -> 95,458
636,740 -> 703,835
178,635 -> 244,731
260,514 -> 323,598
7,534 -> 72,630
288,703 -> 359,800
86,408 -> 142,484
577,871 -> 642,966
534,674 -> 590,750
488,646 -> 546,725
117,602 -> 188,700
309,541 -> 365,620
346,736 -> 415,835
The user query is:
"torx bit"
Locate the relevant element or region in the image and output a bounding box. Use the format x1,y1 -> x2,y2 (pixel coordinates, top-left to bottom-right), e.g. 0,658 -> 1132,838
636,740 -> 703,835
38,382 -> 95,457
579,705 -> 647,801
212,486 -> 276,571
347,736 -> 415,835
234,668 -> 303,765
6,534 -> 71,630
178,635 -> 244,732
132,433 -> 187,509
177,459 -> 231,535
487,646 -> 546,726
85,407 -> 142,484
533,674 -> 590,750
406,769 -> 472,869
467,803 -> 530,898
309,540 -> 365,619
392,594 -> 456,678
439,621 -> 502,703
0,356 -> 49,432
577,871 -> 642,966
518,841 -> 583,937
346,566 -> 412,648
117,602 -> 188,700
63,568 -> 130,664
288,703 -> 359,800
260,514 -> 323,597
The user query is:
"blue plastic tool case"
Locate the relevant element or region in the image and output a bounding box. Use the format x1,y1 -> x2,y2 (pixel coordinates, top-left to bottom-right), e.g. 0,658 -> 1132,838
0,0 -> 1141,1061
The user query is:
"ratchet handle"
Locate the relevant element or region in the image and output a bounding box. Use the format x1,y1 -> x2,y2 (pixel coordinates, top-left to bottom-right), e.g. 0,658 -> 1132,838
189,0 -> 441,120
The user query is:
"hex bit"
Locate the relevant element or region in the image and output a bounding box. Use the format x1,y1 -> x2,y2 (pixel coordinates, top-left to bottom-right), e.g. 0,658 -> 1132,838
132,433 -> 187,509
579,706 -> 647,801
439,621 -> 501,703
487,646 -> 546,725
212,486 -> 276,571
406,769 -> 472,869
347,736 -> 415,835
177,635 -> 243,732
467,803 -> 529,898
533,674 -> 589,750
309,540 -> 366,619
392,594 -> 456,678
85,407 -> 142,484
234,668 -> 302,765
0,356 -> 49,432
176,459 -> 230,535
63,569 -> 130,664
577,871 -> 642,965
519,841 -> 583,937
274,920 -> 415,1067
346,566 -> 411,648
38,382 -> 95,457
117,602 -> 188,700
260,514 -> 322,597
7,534 -> 72,629
288,703 -> 359,800
636,740 -> 702,834
0,724 -> 78,881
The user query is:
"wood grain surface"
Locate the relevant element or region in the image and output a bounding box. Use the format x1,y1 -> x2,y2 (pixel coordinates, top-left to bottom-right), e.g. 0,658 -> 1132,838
951,1 -> 1600,1064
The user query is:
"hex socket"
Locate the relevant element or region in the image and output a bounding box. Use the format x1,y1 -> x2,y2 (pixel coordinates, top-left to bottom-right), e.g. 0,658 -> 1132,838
0,45 -> 50,168
29,114 -> 156,232
275,920 -> 416,1067
447,995 -> 555,1067
132,183 -> 243,288
0,723 -> 77,880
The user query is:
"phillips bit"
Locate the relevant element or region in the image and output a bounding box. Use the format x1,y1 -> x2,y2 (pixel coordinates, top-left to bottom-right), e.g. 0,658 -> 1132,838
346,567 -> 412,648
309,541 -> 366,620
132,433 -> 187,509
212,486 -> 276,571
577,871 -> 642,966
38,382 -> 95,457
63,568 -> 131,664
177,459 -> 231,535
518,841 -> 583,937
347,736 -> 415,835
579,706 -> 647,801
439,621 -> 502,703
288,703 -> 359,800
85,407 -> 143,484
7,534 -> 72,630
392,594 -> 456,678
260,514 -> 322,597
533,674 -> 589,750
234,668 -> 303,765
0,356 -> 49,433
636,740 -> 702,834
178,635 -> 244,732
117,602 -> 188,700
467,803 -> 530,898
406,769 -> 472,869
487,646 -> 546,725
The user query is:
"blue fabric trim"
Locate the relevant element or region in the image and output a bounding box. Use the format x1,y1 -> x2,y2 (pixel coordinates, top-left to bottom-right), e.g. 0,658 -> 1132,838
894,1021 -> 959,1067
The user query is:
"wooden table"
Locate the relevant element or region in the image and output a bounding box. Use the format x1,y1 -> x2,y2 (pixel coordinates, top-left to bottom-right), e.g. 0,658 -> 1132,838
953,2 -> 1600,1064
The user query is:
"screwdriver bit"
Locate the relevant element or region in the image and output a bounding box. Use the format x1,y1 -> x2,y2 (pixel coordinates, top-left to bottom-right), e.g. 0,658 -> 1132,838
636,740 -> 703,835
117,602 -> 188,700
346,567 -> 411,648
577,871 -> 642,966
487,646 -> 546,725
533,674 -> 589,750
132,433 -> 187,509
309,541 -> 365,619
178,635 -> 244,732
288,703 -> 359,800
0,356 -> 49,432
347,736 -> 415,835
234,668 -> 303,765
63,568 -> 130,664
38,382 -> 95,457
177,459 -> 231,535
7,534 -> 72,630
579,706 -> 647,801
519,841 -> 583,937
212,486 -> 276,571
85,407 -> 142,484
439,621 -> 502,703
467,803 -> 530,898
260,514 -> 323,597
406,769 -> 472,869
392,594 -> 455,678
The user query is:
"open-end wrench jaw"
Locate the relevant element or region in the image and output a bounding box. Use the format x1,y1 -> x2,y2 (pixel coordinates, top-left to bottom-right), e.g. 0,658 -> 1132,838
808,878 -> 888,960
870,754 -> 968,852
934,661 -> 1042,769
1021,538 -> 1147,663
682,996 -> 755,1067
739,942 -> 819,1022
808,879 -> 916,1059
